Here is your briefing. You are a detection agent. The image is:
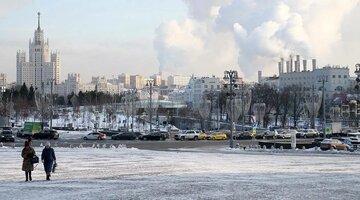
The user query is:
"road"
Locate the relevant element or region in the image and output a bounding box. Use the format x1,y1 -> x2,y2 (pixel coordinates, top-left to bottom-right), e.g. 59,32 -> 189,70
3,131 -> 314,151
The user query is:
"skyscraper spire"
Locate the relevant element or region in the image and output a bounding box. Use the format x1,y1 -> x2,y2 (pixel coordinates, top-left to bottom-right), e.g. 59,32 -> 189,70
37,12 -> 41,30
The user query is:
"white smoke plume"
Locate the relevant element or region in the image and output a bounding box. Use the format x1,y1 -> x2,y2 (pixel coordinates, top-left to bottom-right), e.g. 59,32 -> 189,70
154,0 -> 360,80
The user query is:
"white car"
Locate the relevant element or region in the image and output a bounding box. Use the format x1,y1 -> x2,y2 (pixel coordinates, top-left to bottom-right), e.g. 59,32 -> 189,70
297,129 -> 319,138
174,130 -> 201,140
83,132 -> 106,140
276,129 -> 292,139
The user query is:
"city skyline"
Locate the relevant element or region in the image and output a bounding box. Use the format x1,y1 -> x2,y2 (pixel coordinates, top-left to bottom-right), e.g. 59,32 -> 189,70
1,0 -> 360,83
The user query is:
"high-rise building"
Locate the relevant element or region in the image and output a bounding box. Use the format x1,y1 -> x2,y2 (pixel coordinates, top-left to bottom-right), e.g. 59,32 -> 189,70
130,75 -> 144,89
16,12 -> 60,89
119,73 -> 130,88
150,74 -> 162,86
0,73 -> 7,92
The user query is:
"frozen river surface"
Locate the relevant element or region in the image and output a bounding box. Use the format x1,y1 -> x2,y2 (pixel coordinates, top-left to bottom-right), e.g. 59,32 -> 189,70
0,147 -> 359,200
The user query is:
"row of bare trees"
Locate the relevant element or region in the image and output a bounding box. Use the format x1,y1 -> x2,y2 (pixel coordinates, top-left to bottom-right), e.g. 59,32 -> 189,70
187,83 -> 345,130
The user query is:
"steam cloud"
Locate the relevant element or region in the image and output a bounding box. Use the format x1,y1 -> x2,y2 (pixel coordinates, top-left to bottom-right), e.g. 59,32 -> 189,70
154,0 -> 360,80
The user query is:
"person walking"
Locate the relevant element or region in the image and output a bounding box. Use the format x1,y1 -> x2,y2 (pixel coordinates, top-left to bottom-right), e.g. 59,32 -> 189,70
22,141 -> 35,182
41,142 -> 56,181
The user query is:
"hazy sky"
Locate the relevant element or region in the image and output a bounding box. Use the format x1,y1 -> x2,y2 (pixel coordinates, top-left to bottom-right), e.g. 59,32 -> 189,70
1,0 -> 360,83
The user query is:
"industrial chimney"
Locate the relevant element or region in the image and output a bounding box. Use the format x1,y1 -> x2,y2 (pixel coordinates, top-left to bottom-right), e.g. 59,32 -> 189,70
258,70 -> 262,83
290,55 -> 293,72
296,55 -> 300,72
280,57 -> 284,73
312,59 -> 317,71
303,60 -> 307,71
286,61 -> 290,73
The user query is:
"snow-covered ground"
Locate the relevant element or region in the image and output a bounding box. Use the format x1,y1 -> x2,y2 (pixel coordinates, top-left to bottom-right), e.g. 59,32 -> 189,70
1,146 -> 360,200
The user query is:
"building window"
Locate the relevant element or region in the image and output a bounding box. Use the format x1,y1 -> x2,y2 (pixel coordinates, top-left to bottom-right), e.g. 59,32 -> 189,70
338,75 -> 341,78
333,75 -> 336,78
344,75 -> 347,78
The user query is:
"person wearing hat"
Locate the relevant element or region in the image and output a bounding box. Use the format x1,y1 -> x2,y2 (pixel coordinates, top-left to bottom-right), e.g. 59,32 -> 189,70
22,141 -> 36,181
41,142 -> 56,180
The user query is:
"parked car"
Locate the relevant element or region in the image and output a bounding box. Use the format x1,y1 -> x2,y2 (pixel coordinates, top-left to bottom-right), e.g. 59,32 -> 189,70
99,130 -> 121,137
338,137 -> 359,150
208,132 -> 227,140
0,130 -> 15,142
311,138 -> 324,147
139,131 -> 167,141
276,130 -> 292,139
174,130 -> 201,141
32,129 -> 59,140
262,130 -> 278,139
234,132 -> 253,140
199,132 -> 210,140
320,139 -> 351,151
83,132 -> 106,140
297,129 -> 319,138
111,132 -> 138,140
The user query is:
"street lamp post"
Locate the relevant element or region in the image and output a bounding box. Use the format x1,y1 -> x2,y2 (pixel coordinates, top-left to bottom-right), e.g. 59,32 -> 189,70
319,76 -> 327,138
223,70 -> 239,148
41,82 -> 45,130
127,89 -> 137,132
146,80 -> 156,133
48,78 -> 55,130
240,82 -> 246,135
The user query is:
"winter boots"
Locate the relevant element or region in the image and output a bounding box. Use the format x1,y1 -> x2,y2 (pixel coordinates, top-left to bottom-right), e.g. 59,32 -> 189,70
46,174 -> 50,181
25,171 -> 32,182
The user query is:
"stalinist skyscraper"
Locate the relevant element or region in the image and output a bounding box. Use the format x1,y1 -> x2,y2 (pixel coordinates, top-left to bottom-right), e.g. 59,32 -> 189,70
16,12 -> 60,88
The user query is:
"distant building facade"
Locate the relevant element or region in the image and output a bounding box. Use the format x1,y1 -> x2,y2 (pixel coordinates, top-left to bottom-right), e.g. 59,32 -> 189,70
184,76 -> 222,105
167,75 -> 190,88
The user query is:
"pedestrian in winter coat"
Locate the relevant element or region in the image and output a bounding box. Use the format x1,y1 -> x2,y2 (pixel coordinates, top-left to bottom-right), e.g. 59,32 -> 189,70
22,141 -> 36,181
41,142 -> 56,180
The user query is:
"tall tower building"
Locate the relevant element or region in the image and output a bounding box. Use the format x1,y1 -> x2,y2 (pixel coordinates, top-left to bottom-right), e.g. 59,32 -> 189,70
16,12 -> 61,89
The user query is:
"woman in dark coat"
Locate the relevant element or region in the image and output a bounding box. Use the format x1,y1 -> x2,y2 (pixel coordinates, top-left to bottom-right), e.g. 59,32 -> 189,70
22,141 -> 35,181
41,142 -> 56,180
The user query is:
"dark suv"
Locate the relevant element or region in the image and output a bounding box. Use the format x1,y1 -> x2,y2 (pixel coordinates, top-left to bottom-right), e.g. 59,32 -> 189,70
33,129 -> 59,140
0,130 -> 15,142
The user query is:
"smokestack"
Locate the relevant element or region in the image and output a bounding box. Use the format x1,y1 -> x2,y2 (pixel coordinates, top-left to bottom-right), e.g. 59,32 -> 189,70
278,62 -> 282,74
296,55 -> 300,72
258,70 -> 262,83
290,55 -> 293,72
312,59 -> 317,71
303,60 -> 307,71
280,57 -> 284,73
286,61 -> 290,73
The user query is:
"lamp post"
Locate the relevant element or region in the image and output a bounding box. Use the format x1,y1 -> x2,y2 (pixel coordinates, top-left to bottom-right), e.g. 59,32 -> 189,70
319,75 -> 327,138
8,88 -> 14,127
127,89 -> 137,132
41,81 -> 45,130
146,79 -> 156,133
240,82 -> 246,134
223,70 -> 239,148
47,78 -> 55,130
95,83 -> 98,132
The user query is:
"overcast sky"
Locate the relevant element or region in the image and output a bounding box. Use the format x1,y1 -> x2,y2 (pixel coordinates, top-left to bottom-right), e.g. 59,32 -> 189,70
1,0 -> 360,83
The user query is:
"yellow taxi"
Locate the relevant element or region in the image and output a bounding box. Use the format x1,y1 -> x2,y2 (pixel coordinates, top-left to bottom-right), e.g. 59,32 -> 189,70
208,132 -> 228,140
199,131 -> 209,140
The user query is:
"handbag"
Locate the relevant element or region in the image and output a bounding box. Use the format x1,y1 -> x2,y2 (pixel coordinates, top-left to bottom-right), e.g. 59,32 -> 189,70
52,162 -> 57,173
31,155 -> 39,164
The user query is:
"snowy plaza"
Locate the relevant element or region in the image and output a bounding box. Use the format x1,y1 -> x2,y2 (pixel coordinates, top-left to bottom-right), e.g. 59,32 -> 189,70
1,146 -> 360,200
